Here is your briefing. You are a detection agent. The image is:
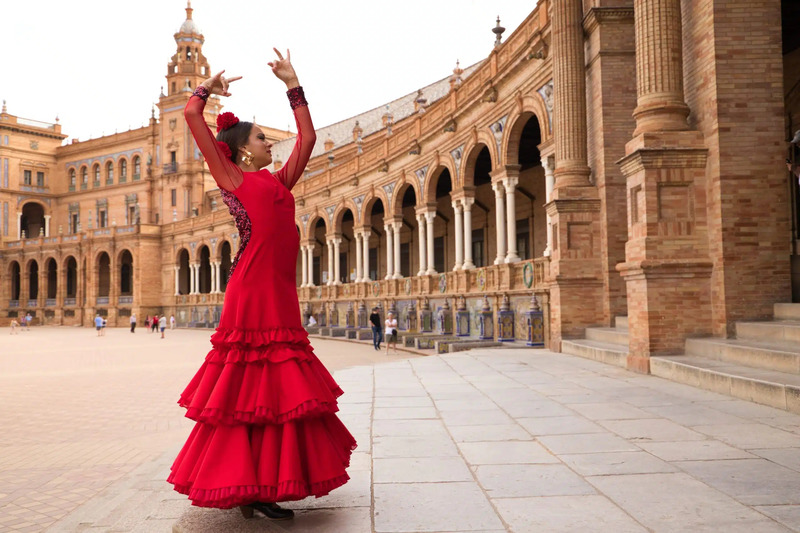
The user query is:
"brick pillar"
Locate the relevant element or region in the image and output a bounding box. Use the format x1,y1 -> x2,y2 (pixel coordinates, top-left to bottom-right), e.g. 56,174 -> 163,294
547,0 -> 604,351
617,0 -> 711,373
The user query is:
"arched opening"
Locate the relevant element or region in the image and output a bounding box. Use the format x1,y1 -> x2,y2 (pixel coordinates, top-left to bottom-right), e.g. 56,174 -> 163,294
366,198 -> 385,280
81,166 -> 88,189
399,185 -> 418,277
133,156 -> 141,179
432,168 -> 454,272
92,163 -> 100,186
65,256 -> 78,300
69,168 -> 76,189
512,115 -> 545,260
119,159 -> 128,182
97,252 -> 110,299
313,218 -> 327,285
27,260 -> 39,302
465,145 -> 493,267
21,202 -> 45,238
46,258 -> 57,300
296,225 -> 303,286
178,249 -> 190,295
119,250 -> 133,296
106,161 -> 114,184
220,242 -> 232,292
338,209 -> 354,283
9,261 -> 21,301
199,246 -> 211,293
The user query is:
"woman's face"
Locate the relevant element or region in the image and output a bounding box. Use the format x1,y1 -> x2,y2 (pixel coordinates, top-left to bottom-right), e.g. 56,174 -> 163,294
241,126 -> 273,168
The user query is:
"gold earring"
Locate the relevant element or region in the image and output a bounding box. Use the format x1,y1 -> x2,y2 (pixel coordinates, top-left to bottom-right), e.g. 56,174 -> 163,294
241,149 -> 254,166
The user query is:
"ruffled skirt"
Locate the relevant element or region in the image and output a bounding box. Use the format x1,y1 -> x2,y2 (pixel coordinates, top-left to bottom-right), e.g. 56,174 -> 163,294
168,327 -> 357,508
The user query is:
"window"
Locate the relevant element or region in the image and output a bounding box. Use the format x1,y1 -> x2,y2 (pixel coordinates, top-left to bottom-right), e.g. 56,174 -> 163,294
69,169 -> 76,189
133,156 -> 141,179
81,167 -> 88,189
23,170 -> 32,185
99,210 -> 107,228
186,46 -> 192,60
128,206 -> 136,224
171,188 -> 177,207
400,242 -> 410,277
516,219 -> 530,260
93,164 -> 100,185
119,159 -> 127,181
36,172 -> 44,187
70,213 -> 79,233
106,162 -> 113,184
472,228 -> 485,268
434,236 -> 445,273
171,82 -> 176,94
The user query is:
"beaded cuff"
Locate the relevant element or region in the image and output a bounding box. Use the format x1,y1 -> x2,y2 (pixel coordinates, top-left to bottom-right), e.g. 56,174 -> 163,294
287,86 -> 307,109
193,86 -> 210,101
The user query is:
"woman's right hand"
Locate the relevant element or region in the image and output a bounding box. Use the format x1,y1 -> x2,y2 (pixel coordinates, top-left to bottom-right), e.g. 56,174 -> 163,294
201,70 -> 242,97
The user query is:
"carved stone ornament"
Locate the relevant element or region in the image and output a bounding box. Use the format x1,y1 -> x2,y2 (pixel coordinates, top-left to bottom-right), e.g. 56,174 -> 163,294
482,84 -> 498,103
408,140 -> 421,156
443,117 -> 457,133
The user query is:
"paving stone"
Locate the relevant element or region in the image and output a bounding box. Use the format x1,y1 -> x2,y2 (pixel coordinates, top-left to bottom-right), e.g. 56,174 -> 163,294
750,448 -> 800,472
675,459 -> 800,506
373,457 -> 473,483
537,433 -> 640,455
493,495 -> 648,533
447,424 -> 533,443
439,409 -> 514,427
599,418 -> 707,442
567,402 -> 654,420
638,440 -> 755,462
372,419 -> 450,438
457,441 -> 558,465
374,396 -> 433,408
373,407 -> 438,420
517,415 -> 606,436
473,464 -> 596,498
373,435 -> 458,458
559,451 -> 677,476
373,482 -> 503,532
693,423 -> 800,450
642,403 -> 747,426
753,505 -> 800,531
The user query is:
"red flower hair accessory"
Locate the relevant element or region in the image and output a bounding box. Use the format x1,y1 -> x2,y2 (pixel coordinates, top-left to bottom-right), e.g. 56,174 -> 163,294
216,141 -> 232,159
216,112 -> 240,132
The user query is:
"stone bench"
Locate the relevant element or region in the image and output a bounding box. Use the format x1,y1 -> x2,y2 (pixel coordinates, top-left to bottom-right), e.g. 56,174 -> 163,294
413,334 -> 458,350
347,328 -> 374,340
435,339 -> 505,354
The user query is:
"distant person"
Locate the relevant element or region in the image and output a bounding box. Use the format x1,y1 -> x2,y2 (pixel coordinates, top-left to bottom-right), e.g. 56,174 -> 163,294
10,319 -> 19,334
101,318 -> 107,336
94,314 -> 103,337
130,313 -> 137,333
144,316 -> 151,332
307,314 -> 317,327
170,315 -> 176,330
385,311 -> 398,355
369,307 -> 382,351
159,315 -> 167,339
25,313 -> 32,330
151,315 -> 159,333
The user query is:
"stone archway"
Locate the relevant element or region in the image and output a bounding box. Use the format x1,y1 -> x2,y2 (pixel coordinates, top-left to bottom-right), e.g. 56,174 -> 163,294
27,259 -> 39,302
97,252 -> 111,300
46,258 -> 57,300
178,249 -> 190,295
220,242 -> 232,292
9,261 -> 21,301
119,250 -> 134,297
21,202 -> 45,238
198,246 -> 212,294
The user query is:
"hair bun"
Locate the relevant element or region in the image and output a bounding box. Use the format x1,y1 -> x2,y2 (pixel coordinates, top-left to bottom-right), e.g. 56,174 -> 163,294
216,112 -> 240,132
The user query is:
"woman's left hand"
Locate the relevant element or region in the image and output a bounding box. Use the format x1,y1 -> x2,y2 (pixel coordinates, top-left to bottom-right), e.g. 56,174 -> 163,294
269,48 -> 299,88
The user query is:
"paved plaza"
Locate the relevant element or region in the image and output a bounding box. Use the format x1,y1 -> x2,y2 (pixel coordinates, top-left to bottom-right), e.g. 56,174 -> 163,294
1,327 -> 800,532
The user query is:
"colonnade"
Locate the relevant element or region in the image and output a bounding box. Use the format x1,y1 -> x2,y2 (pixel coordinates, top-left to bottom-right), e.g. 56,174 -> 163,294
174,261 -> 225,295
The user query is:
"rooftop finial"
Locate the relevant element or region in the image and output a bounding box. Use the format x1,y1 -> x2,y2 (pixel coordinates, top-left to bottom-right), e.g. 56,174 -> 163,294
493,16 -> 505,47
1,100 -> 6,114
186,0 -> 193,19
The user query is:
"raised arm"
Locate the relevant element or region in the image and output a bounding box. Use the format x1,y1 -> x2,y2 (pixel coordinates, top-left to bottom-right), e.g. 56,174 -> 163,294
274,88 -> 317,190
183,72 -> 243,191
267,48 -> 317,190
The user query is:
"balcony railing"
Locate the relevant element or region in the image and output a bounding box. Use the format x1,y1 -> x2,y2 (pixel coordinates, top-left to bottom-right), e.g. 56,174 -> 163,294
96,297 -> 109,305
64,298 -> 76,306
45,299 -> 56,307
163,162 -> 179,175
133,173 -> 141,181
118,296 -> 133,304
27,299 -> 38,307
9,300 -> 19,308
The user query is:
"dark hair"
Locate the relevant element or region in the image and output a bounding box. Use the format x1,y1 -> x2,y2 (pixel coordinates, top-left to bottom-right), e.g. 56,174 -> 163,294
216,121 -> 253,162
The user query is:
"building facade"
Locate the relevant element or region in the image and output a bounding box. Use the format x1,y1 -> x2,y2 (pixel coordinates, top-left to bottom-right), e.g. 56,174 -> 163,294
2,1 -> 799,374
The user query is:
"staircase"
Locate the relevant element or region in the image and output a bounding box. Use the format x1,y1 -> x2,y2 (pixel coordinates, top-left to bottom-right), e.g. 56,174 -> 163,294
561,316 -> 630,368
652,303 -> 800,414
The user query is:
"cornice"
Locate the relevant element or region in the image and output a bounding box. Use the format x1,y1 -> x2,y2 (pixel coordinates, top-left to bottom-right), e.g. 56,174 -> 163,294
583,7 -> 635,34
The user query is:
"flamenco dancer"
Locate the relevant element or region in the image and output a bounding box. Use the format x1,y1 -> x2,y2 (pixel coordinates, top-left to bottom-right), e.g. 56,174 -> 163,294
168,49 -> 356,521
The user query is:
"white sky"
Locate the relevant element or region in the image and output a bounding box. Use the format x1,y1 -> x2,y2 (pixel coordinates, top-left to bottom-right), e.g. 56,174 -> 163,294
2,0 -> 536,144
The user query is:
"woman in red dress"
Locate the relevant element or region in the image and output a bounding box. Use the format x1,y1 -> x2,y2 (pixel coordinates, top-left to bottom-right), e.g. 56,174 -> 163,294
168,49 -> 356,521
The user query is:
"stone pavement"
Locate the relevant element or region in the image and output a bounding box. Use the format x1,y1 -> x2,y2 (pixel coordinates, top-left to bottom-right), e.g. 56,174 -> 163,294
2,327 -> 800,532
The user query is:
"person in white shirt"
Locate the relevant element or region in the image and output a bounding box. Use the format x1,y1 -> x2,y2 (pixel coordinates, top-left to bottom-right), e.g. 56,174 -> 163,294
130,313 -> 137,333
159,315 -> 168,339
384,311 -> 398,355
170,315 -> 176,330
307,315 -> 317,327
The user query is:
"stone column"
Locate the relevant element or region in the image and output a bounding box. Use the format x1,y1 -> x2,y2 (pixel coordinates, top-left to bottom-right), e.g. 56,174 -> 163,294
462,197 -> 475,270
355,233 -> 363,282
212,262 -> 219,293
542,156 -> 555,257
393,221 -> 402,279
326,239 -> 334,286
492,182 -> 506,264
44,215 -> 51,237
362,230 -> 371,281
190,263 -> 198,294
333,237 -> 342,285
16,212 -> 21,240
631,0 -> 690,134
452,201 -> 463,271
425,211 -> 436,274
384,223 -> 394,280
417,214 -> 427,276
552,0 -> 591,188
307,244 -> 316,287
174,266 -> 180,296
301,245 -> 308,287
504,176 -> 520,263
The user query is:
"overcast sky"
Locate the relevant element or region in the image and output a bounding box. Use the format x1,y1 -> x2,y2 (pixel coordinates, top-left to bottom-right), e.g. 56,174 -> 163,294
2,1 -> 536,144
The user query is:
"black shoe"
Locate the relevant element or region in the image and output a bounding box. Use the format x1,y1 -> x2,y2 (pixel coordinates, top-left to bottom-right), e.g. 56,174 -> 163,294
241,502 -> 294,521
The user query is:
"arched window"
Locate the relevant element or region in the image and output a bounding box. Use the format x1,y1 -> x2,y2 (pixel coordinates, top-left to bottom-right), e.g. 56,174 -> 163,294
119,159 -> 127,182
106,161 -> 114,184
133,156 -> 141,180
81,167 -> 88,189
93,164 -> 100,185
69,169 -> 76,189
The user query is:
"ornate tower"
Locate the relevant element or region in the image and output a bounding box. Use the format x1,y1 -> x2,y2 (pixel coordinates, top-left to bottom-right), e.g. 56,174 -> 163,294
166,1 -> 211,98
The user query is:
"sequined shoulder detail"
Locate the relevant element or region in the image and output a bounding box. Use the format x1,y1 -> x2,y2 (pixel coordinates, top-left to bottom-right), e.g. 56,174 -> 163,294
220,189 -> 251,279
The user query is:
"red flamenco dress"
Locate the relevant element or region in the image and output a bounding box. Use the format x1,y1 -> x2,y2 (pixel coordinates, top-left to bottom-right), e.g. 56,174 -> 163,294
168,85 -> 356,508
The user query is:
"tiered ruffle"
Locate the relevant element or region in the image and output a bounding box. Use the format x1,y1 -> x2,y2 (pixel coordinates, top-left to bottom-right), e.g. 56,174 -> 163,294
169,326 -> 356,507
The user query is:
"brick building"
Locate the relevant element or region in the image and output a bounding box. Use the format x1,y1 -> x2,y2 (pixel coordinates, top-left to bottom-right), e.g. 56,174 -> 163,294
2,1 -> 799,377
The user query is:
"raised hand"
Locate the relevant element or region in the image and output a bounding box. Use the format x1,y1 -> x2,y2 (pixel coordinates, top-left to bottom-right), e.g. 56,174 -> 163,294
201,70 -> 242,97
268,48 -> 299,88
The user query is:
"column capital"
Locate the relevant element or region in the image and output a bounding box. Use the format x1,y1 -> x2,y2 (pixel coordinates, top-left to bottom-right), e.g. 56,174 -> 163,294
360,229 -> 372,238
451,200 -> 463,212
502,175 -> 519,190
461,196 -> 475,210
424,210 -> 436,223
489,164 -> 521,184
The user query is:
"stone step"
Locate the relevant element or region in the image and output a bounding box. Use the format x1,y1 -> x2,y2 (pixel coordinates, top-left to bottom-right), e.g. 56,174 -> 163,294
436,339 -> 505,354
775,302 -> 800,320
561,339 -> 628,368
685,337 -> 800,374
651,355 -> 800,415
736,320 -> 800,344
614,315 -> 628,330
586,326 -> 629,345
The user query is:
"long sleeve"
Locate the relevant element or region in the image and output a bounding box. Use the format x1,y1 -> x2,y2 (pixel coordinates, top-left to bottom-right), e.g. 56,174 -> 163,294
274,88 -> 317,191
184,95 -> 243,192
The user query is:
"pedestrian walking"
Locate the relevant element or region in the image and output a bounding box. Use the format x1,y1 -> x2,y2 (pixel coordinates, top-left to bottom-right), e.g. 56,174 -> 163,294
94,314 -> 103,337
101,318 -> 107,336
385,311 -> 398,355
130,313 -> 137,333
151,315 -> 159,333
159,315 -> 167,339
168,53 -> 355,520
170,314 -> 176,330
25,313 -> 32,330
10,319 -> 19,334
307,314 -> 317,327
369,307 -> 382,351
